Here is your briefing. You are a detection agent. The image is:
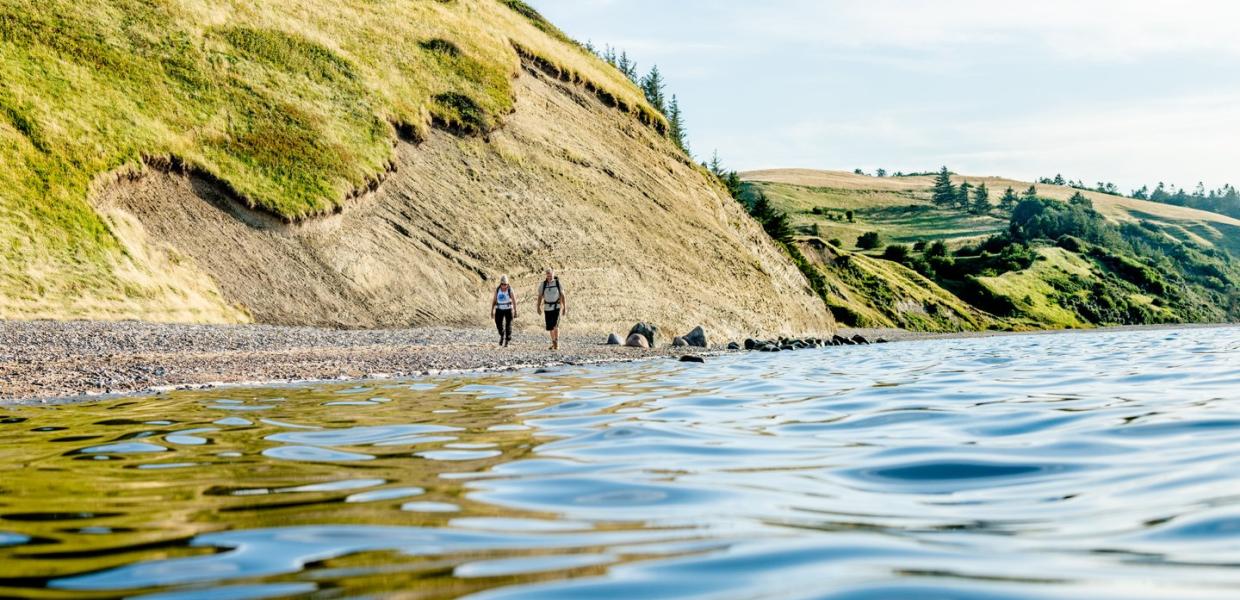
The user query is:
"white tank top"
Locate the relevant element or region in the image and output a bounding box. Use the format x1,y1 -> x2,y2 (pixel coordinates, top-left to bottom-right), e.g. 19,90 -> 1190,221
496,288 -> 513,310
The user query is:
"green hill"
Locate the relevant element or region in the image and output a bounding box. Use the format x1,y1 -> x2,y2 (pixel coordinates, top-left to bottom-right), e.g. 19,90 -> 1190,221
744,169 -> 1240,331
0,0 -> 832,336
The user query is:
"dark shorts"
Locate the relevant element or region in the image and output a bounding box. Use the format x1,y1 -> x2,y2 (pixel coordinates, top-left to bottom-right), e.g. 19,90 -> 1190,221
544,308 -> 560,331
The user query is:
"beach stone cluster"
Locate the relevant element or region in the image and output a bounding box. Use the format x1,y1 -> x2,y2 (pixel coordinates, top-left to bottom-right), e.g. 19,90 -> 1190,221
742,334 -> 887,352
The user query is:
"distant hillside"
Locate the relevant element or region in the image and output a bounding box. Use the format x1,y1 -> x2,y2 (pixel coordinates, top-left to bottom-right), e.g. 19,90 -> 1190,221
0,0 -> 831,337
744,169 -> 1239,331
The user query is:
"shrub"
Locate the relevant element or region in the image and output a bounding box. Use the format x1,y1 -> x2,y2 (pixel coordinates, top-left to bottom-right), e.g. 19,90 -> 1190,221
882,244 -> 910,261
1057,235 -> 1085,252
913,240 -> 927,252
926,241 -> 949,258
907,256 -> 935,278
828,238 -> 842,248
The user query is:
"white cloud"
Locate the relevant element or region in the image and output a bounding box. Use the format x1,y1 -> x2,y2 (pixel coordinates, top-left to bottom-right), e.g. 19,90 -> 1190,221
725,92 -> 1240,189
738,0 -> 1240,61
948,92 -> 1240,187
533,0 -> 1240,187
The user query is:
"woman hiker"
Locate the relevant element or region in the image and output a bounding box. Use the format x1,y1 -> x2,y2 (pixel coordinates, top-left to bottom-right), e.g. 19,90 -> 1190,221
537,268 -> 566,350
491,275 -> 516,347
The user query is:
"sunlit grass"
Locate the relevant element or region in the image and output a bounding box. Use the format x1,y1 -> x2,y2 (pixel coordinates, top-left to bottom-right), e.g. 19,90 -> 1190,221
0,0 -> 661,318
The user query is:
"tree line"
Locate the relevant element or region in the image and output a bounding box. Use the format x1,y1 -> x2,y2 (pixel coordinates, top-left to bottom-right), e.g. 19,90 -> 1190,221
931,166 -> 1033,216
584,42 -> 689,154
1038,173 -> 1240,220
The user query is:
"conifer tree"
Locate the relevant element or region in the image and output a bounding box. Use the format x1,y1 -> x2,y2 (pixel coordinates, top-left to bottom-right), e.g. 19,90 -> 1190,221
724,171 -> 743,199
932,166 -> 956,206
749,191 -> 792,243
957,181 -> 974,210
1053,173 -> 1066,186
667,95 -> 687,152
641,65 -> 666,114
1023,185 -> 1038,202
998,187 -> 1018,211
708,150 -> 724,178
971,183 -> 990,214
617,51 -> 637,82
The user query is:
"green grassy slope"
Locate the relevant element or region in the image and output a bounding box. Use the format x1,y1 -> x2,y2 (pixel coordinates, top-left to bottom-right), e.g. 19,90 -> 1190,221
746,169 -> 1240,253
796,237 -> 992,332
757,181 -> 1006,249
0,0 -> 666,320
744,169 -> 1240,330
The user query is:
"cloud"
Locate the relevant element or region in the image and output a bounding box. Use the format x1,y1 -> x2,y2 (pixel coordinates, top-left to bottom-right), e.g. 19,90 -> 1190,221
736,0 -> 1240,61
728,92 -> 1240,189
532,0 -> 1240,188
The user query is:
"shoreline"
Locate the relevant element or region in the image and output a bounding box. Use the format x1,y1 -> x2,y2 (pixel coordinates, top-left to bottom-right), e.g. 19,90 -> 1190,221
1,320 -> 1233,405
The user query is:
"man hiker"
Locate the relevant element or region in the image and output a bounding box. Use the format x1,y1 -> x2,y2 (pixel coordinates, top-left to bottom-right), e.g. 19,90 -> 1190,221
491,275 -> 516,347
537,268 -> 566,350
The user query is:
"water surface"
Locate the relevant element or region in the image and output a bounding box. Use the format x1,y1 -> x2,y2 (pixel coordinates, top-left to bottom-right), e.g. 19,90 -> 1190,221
2,327 -> 1239,599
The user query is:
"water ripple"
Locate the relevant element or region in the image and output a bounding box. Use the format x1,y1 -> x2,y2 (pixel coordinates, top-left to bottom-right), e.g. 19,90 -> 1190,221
2,327 -> 1239,599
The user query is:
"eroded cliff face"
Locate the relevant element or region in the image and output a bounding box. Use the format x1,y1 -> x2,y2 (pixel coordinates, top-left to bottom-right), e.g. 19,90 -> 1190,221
93,63 -> 833,338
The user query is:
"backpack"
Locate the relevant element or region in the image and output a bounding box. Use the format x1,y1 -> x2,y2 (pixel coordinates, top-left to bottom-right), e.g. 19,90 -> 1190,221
541,277 -> 562,309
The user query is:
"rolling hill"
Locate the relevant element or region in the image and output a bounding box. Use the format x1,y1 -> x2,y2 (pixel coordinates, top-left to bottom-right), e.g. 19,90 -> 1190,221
744,169 -> 1240,331
0,0 -> 832,337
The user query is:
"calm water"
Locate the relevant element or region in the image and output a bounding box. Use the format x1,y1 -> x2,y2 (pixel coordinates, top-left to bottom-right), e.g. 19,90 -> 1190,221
2,327 -> 1239,599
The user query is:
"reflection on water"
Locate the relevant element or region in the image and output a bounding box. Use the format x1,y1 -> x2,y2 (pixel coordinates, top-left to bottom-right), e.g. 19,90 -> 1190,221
2,327 -> 1240,599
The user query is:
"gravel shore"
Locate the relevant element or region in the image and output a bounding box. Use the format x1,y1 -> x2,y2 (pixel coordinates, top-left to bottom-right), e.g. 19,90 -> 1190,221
6,320 -> 1218,404
0,320 -> 748,403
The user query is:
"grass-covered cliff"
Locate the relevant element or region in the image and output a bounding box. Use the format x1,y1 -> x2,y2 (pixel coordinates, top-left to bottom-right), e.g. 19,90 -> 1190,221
0,0 -> 832,336
744,169 -> 1240,331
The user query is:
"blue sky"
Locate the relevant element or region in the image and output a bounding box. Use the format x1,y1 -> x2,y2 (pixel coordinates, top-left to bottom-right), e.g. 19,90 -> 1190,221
528,0 -> 1240,191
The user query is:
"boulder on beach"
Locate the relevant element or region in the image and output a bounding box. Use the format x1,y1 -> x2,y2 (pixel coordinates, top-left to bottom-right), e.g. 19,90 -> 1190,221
851,334 -> 870,345
679,355 -> 705,363
832,334 -> 854,346
625,333 -> 650,348
606,333 -> 622,345
727,342 -> 741,350
672,336 -> 688,348
628,322 -> 658,348
684,326 -> 708,348
744,338 -> 759,350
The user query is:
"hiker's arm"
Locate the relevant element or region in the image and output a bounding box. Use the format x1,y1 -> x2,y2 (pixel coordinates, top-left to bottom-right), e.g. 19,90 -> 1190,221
560,291 -> 567,318
511,290 -> 518,319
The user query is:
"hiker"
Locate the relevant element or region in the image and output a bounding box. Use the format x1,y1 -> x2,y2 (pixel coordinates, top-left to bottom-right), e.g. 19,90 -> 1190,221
491,275 -> 516,347
537,268 -> 566,350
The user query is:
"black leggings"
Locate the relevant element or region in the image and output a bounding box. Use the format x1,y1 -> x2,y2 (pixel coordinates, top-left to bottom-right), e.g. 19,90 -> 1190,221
494,308 -> 513,339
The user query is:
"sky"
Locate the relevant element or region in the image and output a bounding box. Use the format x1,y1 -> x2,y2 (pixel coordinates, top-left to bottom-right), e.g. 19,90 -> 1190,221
528,0 -> 1240,192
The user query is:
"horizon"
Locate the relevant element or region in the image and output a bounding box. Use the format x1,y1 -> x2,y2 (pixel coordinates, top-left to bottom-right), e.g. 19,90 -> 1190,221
530,0 -> 1240,193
